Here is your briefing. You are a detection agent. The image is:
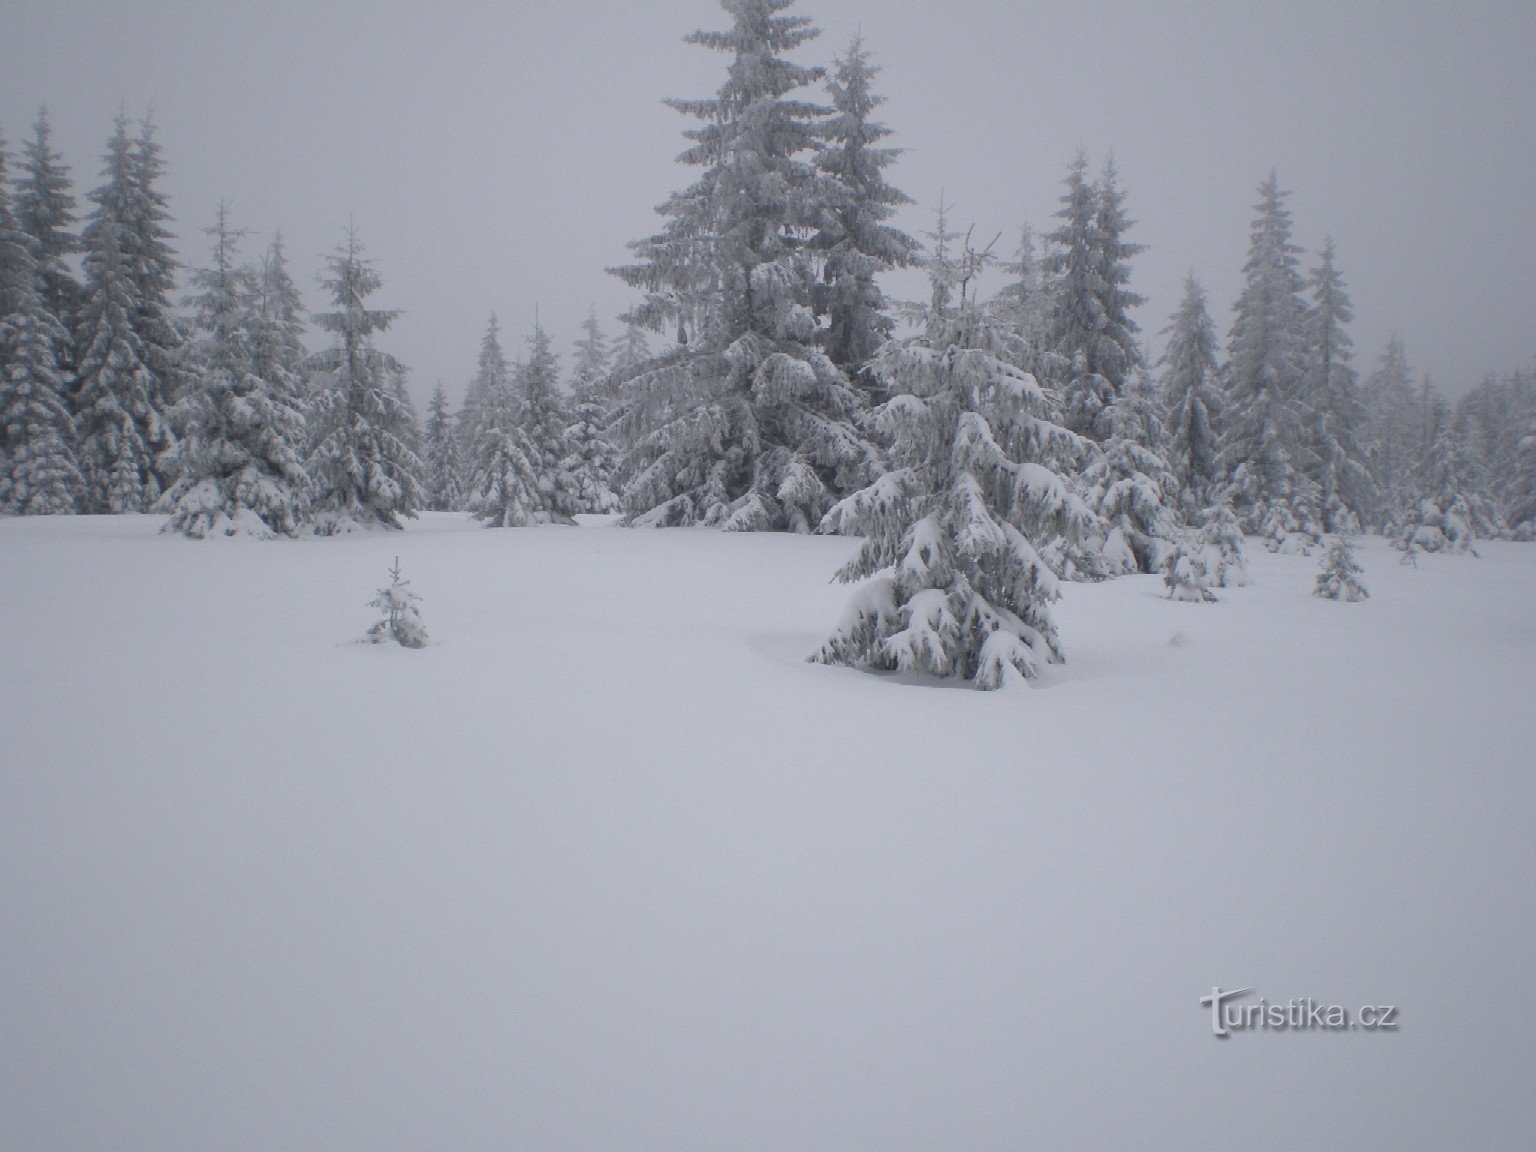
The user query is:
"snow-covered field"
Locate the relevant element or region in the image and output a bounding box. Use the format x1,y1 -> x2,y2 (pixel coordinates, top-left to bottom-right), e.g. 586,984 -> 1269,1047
2,514 -> 1532,1151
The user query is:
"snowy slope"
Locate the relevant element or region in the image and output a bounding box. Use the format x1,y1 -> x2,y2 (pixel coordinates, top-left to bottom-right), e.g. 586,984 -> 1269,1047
2,514 -> 1533,1151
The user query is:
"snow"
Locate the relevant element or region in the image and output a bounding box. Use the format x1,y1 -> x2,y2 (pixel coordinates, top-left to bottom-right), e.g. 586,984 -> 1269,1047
2,514 -> 1533,1151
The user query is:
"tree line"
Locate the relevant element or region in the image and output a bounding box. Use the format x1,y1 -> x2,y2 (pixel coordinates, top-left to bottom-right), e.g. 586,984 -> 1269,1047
3,1 -> 1533,685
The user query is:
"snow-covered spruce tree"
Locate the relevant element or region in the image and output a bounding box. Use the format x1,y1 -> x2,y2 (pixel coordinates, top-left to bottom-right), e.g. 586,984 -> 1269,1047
813,235 -> 1090,690
305,228 -> 423,533
14,109 -> 84,355
996,222 -> 1051,352
465,314 -> 536,527
367,557 -> 428,648
0,127 -> 82,514
74,223 -> 157,509
1042,153 -> 1111,439
515,320 -> 581,524
1455,368 -> 1535,525
1163,534 -> 1217,602
423,383 -> 464,511
610,0 -> 876,532
1303,238 -> 1374,532
1397,407 -> 1504,554
160,205 -> 309,538
813,34 -> 918,378
253,232 -> 309,394
114,114 -> 183,487
570,306 -> 611,398
1042,156 -> 1145,438
1083,361 -> 1179,574
1510,421 -> 1536,539
1159,274 -> 1223,512
1221,172 -> 1320,551
1314,536 -> 1368,602
1361,335 -> 1416,528
1196,498 -> 1249,587
565,395 -> 621,513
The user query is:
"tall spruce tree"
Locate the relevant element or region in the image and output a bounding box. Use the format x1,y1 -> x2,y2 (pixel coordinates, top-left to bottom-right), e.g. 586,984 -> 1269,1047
75,122 -> 161,512
570,306 -> 611,397
306,228 -> 422,533
1085,359 -> 1180,573
254,232 -> 308,391
14,109 -> 83,348
1361,336 -> 1416,528
996,222 -> 1049,350
610,0 -> 875,532
813,33 -> 918,377
1303,238 -> 1373,531
516,320 -> 581,524
0,125 -> 82,514
1159,274 -> 1223,511
813,230 -> 1090,689
423,383 -> 463,512
1221,171 -> 1320,548
160,205 -> 309,537
465,314 -> 537,527
1042,153 -> 1108,438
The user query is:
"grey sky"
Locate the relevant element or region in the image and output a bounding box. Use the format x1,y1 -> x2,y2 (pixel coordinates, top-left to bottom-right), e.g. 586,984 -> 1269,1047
2,0 -> 1533,408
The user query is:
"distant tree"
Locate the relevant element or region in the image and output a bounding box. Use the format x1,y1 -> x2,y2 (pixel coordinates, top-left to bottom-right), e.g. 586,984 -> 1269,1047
465,314 -> 538,527
253,232 -> 308,388
1043,154 -> 1144,440
1398,403 -> 1504,554
813,34 -> 918,377
564,396 -> 621,513
995,222 -> 1049,349
1303,238 -> 1374,532
1159,274 -> 1223,511
1221,171 -> 1319,549
1085,361 -> 1179,574
0,126 -> 82,514
1509,420 -> 1536,539
813,230 -> 1090,689
160,205 -> 310,538
422,383 -> 464,511
1360,336 -> 1415,528
570,306 -> 611,397
306,227 -> 423,533
516,320 -> 581,524
13,108 -> 83,346
74,114 -> 166,512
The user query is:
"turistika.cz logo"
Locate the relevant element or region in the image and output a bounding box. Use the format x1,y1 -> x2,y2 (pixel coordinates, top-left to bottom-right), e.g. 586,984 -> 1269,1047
1200,987 -> 1399,1037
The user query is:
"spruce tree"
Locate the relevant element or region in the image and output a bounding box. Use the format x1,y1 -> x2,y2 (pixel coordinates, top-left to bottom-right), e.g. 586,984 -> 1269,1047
465,314 -> 537,527
813,232 -> 1090,689
160,205 -> 309,538
306,228 -> 423,533
1399,406 -> 1505,553
1159,274 -> 1223,511
1361,336 -> 1416,528
565,397 -> 621,513
1303,238 -> 1374,532
996,222 -> 1049,349
1221,171 -> 1319,549
1043,153 -> 1109,438
14,109 -> 83,347
75,113 -> 169,511
611,0 -> 875,532
570,306 -> 611,398
423,383 -> 463,512
813,34 -> 917,376
254,232 -> 308,391
1085,361 -> 1180,574
0,126 -> 82,514
1509,421 -> 1536,539
516,320 -> 581,524
1314,536 -> 1368,601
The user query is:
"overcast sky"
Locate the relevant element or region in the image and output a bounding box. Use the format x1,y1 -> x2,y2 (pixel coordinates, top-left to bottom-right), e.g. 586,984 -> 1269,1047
3,0 -> 1533,408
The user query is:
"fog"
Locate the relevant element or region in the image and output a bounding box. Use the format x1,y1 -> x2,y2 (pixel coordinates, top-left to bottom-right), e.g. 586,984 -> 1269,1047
3,0 -> 1533,401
